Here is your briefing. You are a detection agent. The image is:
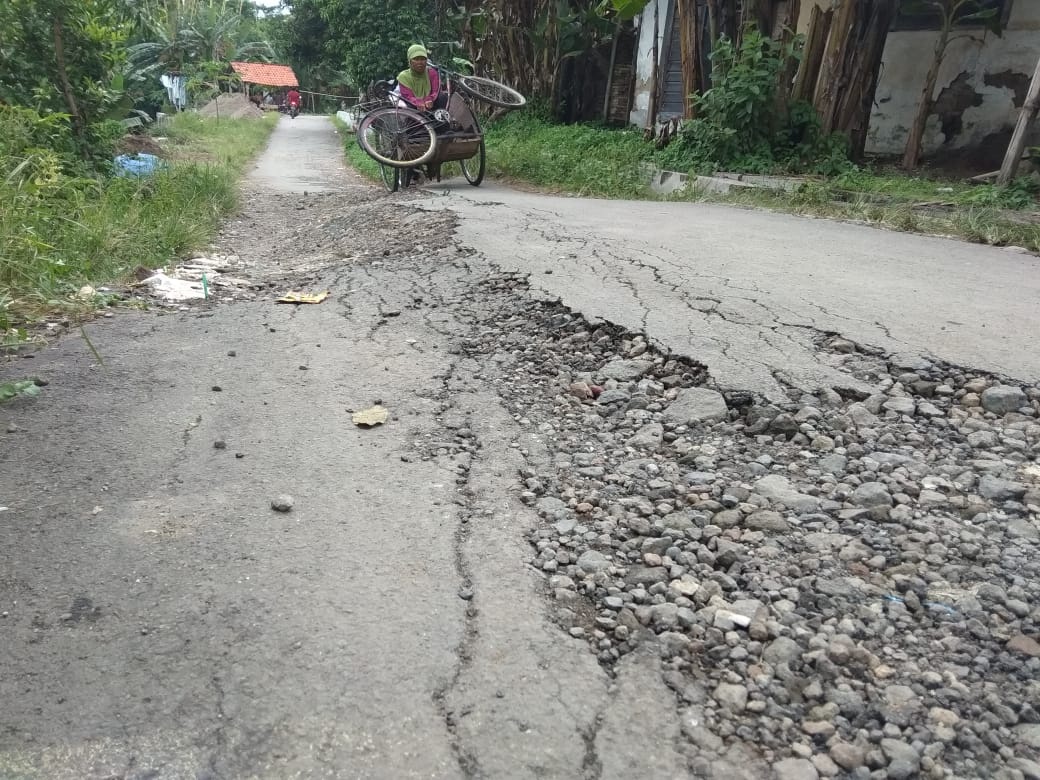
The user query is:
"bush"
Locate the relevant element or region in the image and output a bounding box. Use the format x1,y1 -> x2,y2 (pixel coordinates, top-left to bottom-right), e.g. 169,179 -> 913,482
964,177 -> 1040,210
657,28 -> 853,176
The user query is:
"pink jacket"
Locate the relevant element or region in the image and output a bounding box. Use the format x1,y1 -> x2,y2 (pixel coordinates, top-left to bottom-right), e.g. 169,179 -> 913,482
397,68 -> 441,111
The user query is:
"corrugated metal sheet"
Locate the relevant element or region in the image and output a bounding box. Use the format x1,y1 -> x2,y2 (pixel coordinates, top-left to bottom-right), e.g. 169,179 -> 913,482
659,15 -> 685,118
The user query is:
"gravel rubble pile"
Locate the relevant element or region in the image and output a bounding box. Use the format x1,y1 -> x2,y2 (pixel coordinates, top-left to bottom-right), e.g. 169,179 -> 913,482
455,272 -> 1040,780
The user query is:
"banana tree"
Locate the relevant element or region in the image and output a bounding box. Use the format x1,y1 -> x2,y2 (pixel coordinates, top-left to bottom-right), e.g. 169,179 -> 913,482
127,0 -> 274,79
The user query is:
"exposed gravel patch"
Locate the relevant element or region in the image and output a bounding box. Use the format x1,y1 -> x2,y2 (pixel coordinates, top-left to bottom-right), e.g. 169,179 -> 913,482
446,270 -> 1040,779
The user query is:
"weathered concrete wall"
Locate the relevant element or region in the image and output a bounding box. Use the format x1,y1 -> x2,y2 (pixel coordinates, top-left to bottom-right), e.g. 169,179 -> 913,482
629,0 -> 670,128
630,0 -> 1038,164
867,1 -> 1040,157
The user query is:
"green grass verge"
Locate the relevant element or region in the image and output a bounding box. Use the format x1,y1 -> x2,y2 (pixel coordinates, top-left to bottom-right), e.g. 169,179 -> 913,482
0,112 -> 276,332
485,114 -> 1039,250
335,117 -> 381,181
485,111 -> 654,198
669,181 -> 1040,253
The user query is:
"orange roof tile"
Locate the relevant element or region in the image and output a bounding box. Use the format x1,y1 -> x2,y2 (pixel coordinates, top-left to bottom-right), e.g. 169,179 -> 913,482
230,62 -> 299,87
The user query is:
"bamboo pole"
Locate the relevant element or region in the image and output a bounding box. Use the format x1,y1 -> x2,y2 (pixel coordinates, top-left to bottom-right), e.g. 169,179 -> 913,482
677,0 -> 699,118
997,54 -> 1040,185
603,24 -> 621,122
647,0 -> 661,128
776,0 -> 801,105
706,0 -> 719,50
815,0 -> 856,133
836,0 -> 898,159
902,16 -> 953,170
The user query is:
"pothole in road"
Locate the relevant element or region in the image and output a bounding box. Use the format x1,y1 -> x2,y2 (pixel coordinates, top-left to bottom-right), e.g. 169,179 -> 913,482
451,269 -> 1040,777
67,177 -> 1040,777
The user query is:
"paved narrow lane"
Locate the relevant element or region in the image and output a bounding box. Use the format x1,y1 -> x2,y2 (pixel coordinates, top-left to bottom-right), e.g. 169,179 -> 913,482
0,117 -> 659,779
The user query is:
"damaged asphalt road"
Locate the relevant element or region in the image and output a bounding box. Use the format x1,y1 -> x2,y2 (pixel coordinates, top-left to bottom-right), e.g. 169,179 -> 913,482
428,185 -> 1040,403
2,116 -> 1039,780
0,117 -> 668,780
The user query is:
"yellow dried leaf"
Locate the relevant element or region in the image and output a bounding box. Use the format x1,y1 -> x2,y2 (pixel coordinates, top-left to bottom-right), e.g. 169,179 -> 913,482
276,290 -> 330,304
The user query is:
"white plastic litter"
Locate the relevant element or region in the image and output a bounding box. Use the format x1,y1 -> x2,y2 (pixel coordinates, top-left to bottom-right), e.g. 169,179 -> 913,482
141,272 -> 206,301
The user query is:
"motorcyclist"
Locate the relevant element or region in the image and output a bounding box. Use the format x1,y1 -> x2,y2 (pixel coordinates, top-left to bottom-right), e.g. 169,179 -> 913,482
287,87 -> 301,117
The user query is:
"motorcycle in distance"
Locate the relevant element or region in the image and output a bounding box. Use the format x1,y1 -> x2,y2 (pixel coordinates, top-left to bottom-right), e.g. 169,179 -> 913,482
282,89 -> 302,119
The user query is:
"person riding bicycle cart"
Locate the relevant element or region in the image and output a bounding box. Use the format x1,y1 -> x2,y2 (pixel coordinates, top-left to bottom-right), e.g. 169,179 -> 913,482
356,44 -> 526,192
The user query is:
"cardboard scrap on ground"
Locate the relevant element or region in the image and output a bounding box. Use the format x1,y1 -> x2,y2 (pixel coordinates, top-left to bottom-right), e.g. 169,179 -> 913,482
352,405 -> 388,428
276,290 -> 330,304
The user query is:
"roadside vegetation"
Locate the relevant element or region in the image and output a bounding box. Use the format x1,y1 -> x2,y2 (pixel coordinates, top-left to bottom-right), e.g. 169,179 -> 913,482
481,114 -> 1040,252
485,106 -> 654,198
0,0 -> 283,349
0,108 -> 275,342
328,0 -> 1037,252
676,175 -> 1040,253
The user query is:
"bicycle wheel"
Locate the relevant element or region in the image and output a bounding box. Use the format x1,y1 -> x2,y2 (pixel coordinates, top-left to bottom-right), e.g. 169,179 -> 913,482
379,163 -> 399,192
460,140 -> 485,186
456,75 -> 526,108
357,107 -> 437,168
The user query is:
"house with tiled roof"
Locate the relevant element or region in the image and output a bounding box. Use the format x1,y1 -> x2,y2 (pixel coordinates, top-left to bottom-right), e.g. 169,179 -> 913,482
230,62 -> 299,88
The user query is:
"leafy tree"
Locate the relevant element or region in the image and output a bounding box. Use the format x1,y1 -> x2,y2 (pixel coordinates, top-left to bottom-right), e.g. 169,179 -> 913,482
268,0 -> 350,96
0,0 -> 128,146
595,0 -> 649,20
442,0 -> 626,102
127,0 -> 274,79
306,0 -> 433,89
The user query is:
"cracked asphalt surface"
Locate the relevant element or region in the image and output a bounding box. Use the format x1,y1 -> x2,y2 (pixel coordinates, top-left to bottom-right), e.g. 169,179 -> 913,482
425,186 -> 1040,402
0,117 -> 675,779
1,115 -> 1038,779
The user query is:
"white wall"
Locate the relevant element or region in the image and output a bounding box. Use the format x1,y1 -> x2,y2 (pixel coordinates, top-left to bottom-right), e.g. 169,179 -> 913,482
866,0 -> 1040,156
629,0 -> 670,127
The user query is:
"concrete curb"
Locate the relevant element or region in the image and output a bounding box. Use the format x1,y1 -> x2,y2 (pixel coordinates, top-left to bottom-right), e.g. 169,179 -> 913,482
647,166 -> 808,196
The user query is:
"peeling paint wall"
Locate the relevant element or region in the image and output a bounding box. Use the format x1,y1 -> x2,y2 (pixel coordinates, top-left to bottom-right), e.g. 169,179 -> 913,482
629,0 -> 671,128
866,1 -> 1040,157
628,0 -> 1038,163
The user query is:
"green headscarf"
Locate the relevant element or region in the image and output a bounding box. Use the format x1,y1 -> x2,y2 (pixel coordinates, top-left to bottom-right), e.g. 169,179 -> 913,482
398,44 -> 432,97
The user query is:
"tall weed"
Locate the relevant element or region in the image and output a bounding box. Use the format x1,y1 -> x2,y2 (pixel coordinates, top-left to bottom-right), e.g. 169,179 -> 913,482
658,29 -> 852,176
